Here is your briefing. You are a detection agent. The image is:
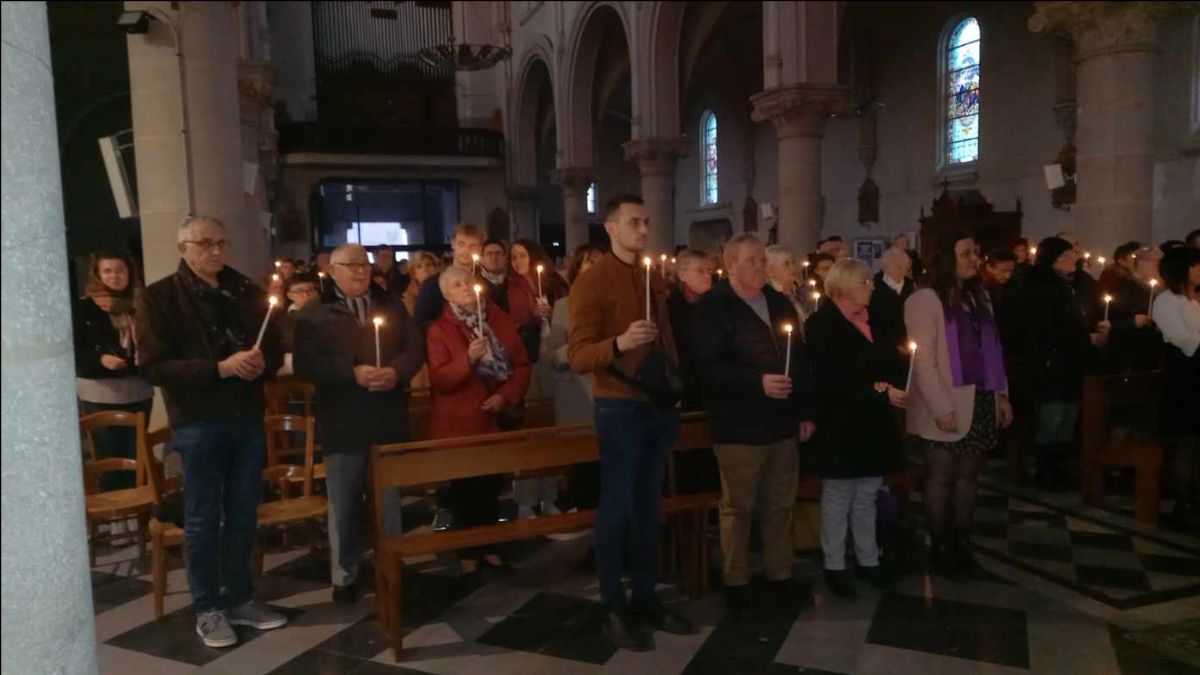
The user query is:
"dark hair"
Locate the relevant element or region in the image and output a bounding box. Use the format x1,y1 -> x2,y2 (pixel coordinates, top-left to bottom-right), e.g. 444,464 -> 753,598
1160,240 -> 1185,252
985,249 -> 1017,265
1186,229 -> 1200,247
1160,246 -> 1200,295
374,244 -> 392,253
603,194 -> 644,221
85,250 -> 139,299
566,243 -> 604,284
1113,241 -> 1141,263
826,235 -> 844,243
286,272 -> 319,292
482,238 -> 507,253
1012,237 -> 1030,250
923,231 -> 987,308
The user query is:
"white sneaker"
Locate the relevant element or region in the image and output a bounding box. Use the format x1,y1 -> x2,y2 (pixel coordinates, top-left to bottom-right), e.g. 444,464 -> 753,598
517,505 -> 538,520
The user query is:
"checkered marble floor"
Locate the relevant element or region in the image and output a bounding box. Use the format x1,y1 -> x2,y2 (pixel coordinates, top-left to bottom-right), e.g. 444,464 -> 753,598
92,486 -> 1200,674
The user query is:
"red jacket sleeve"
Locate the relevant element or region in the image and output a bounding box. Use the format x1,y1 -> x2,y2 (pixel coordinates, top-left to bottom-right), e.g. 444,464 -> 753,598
495,311 -> 532,407
427,320 -> 473,393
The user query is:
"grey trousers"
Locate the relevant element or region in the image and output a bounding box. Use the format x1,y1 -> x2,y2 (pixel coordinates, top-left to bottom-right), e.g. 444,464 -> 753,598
820,477 -> 883,571
325,450 -> 403,587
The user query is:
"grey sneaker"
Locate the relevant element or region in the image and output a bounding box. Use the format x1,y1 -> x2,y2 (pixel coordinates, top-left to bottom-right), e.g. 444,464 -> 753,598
195,610 -> 237,648
227,600 -> 288,631
432,507 -> 454,531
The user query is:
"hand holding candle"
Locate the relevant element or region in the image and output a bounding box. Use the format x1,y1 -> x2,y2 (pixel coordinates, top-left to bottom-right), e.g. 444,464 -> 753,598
904,341 -> 918,392
1148,278 -> 1158,318
536,263 -> 545,298
372,316 -> 383,367
253,296 -> 279,350
783,324 -> 794,377
643,256 -> 653,322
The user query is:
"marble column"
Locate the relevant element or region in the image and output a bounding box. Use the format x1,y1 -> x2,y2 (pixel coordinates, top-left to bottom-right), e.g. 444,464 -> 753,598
1,3 -> 100,674
624,137 -> 687,253
1030,2 -> 1173,253
507,185 -> 539,242
554,167 -> 592,253
751,84 -> 848,255
126,1 -> 248,283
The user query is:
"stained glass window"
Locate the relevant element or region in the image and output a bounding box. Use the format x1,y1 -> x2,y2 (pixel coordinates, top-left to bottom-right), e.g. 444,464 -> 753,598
701,110 -> 718,205
586,183 -> 596,214
945,17 -> 980,166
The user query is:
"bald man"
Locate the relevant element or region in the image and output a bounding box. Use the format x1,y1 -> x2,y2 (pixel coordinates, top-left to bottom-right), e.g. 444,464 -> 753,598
294,244 -> 425,604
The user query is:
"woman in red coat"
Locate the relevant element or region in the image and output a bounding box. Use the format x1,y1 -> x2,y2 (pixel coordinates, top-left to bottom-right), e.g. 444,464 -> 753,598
427,265 -> 532,573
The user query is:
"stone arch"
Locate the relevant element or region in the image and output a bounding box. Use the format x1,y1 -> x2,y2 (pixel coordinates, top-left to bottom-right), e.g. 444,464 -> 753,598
561,1 -> 633,168
512,37 -> 556,187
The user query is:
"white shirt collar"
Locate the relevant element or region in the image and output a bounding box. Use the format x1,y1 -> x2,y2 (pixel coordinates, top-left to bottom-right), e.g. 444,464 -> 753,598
882,274 -> 905,295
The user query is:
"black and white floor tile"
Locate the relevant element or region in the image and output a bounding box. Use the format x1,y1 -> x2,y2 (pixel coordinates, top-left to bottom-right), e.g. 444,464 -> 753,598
92,485 -> 1200,674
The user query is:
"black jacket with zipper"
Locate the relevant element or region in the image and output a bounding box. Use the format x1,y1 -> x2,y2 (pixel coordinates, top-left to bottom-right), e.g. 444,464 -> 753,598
293,283 -> 425,452
692,280 -> 812,445
74,295 -> 143,380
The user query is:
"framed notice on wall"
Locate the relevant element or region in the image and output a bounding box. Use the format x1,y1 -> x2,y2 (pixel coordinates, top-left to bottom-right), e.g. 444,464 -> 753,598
853,237 -> 888,267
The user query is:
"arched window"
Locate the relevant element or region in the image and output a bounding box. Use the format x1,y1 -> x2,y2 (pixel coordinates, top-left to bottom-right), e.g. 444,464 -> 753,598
700,110 -> 718,205
586,182 -> 596,214
943,17 -> 980,167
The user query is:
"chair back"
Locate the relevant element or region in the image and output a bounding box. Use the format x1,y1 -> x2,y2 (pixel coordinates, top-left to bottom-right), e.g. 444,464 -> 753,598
1082,371 -> 1164,458
79,411 -> 148,493
143,427 -> 180,504
265,378 -> 316,417
262,415 -> 315,498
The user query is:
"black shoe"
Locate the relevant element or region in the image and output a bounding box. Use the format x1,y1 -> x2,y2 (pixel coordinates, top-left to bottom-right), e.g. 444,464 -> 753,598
951,533 -> 980,574
856,565 -> 895,592
633,600 -> 696,636
823,569 -> 858,599
724,584 -> 767,623
574,546 -> 597,573
331,583 -> 359,605
928,536 -> 959,580
602,605 -> 654,651
765,577 -> 815,611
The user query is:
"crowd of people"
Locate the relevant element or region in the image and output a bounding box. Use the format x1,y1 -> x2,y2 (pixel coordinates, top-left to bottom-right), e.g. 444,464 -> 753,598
72,202 -> 1199,651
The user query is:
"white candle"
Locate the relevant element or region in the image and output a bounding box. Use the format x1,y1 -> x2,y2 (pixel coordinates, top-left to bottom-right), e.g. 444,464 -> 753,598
716,269 -> 724,280
904,341 -> 918,392
1097,256 -> 1106,267
473,284 -> 485,337
783,324 -> 794,377
373,316 -> 383,367
318,272 -> 326,292
660,254 -> 668,281
536,264 -> 544,298
471,253 -> 480,276
274,260 -> 281,269
811,291 -> 821,304
271,273 -> 280,282
808,278 -> 817,288
253,296 -> 278,350
1103,294 -> 1113,323
1148,279 -> 1158,318
643,256 -> 653,322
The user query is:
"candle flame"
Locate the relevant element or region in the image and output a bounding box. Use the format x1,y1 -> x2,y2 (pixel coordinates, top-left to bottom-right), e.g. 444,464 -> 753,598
1098,257 -> 1106,265
1030,247 -> 1038,256
908,341 -> 918,354
473,283 -> 483,293
472,253 -> 480,261
643,256 -> 653,268
373,316 -> 383,326
271,273 -> 280,281
536,264 -> 544,273
808,279 -> 817,287
671,257 -> 677,264
660,254 -> 667,262
802,260 -> 810,267
784,324 -> 794,334
717,269 -> 724,277
318,272 -> 325,278
1149,279 -> 1158,288
1104,294 -> 1113,303
268,296 -> 279,307
274,260 -> 281,268
812,291 -> 821,301
1084,252 -> 1091,259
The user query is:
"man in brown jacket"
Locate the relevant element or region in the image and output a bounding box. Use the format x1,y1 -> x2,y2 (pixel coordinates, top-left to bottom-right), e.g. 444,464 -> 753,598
569,194 -> 695,651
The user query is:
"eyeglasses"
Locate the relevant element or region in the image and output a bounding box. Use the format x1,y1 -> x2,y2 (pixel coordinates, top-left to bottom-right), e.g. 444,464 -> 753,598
181,239 -> 230,252
333,262 -> 372,273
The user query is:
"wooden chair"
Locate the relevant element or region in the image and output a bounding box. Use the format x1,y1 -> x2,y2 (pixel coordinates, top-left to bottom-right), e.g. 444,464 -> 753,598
266,413 -> 326,483
255,415 -> 327,575
1081,371 -> 1165,525
144,426 -> 186,618
80,411 -> 155,566
265,378 -> 316,417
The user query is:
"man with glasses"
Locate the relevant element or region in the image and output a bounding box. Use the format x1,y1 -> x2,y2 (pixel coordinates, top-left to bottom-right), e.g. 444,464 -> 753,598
276,272 -> 320,376
137,215 -> 287,648
294,244 -> 424,604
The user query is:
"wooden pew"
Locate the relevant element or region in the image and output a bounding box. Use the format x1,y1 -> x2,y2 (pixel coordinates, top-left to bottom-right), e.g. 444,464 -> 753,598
1081,371 -> 1164,525
370,412 -> 716,659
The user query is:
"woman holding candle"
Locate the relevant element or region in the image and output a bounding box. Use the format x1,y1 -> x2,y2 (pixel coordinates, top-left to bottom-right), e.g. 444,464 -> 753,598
1154,246 -> 1200,530
73,251 -> 154,491
427,265 -> 531,574
512,239 -> 569,305
805,259 -> 907,597
904,232 -> 1012,578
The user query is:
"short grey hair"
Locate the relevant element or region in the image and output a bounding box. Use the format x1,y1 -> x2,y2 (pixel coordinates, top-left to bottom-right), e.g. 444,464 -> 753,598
723,233 -> 763,266
675,248 -> 711,272
331,243 -> 367,263
764,244 -> 794,268
438,264 -> 474,295
880,247 -> 910,268
824,258 -> 872,301
177,215 -> 225,243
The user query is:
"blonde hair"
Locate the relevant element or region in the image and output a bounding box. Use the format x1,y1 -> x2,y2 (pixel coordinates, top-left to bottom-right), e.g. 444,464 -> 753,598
722,233 -> 763,267
453,222 -> 485,242
824,258 -> 872,301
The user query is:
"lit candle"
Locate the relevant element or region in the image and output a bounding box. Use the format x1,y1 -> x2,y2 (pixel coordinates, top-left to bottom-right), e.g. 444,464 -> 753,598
783,324 -> 794,377
717,269 -> 724,280
471,253 -> 480,276
473,284 -> 484,336
318,271 -> 326,292
373,316 -> 383,367
1148,279 -> 1158,319
671,257 -> 677,265
660,254 -> 668,281
802,260 -> 810,269
808,278 -> 817,288
274,260 -> 281,269
253,296 -> 278,350
1084,252 -> 1091,260
536,263 -> 544,298
1097,256 -> 1106,267
904,341 -> 918,392
643,256 -> 653,322
1030,246 -> 1038,258
271,273 -> 280,282
812,291 -> 821,304
1103,294 -> 1113,322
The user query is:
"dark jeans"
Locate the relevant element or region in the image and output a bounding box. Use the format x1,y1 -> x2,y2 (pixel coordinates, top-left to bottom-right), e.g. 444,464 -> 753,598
173,418 -> 265,613
79,398 -> 153,491
448,474 -> 505,560
593,398 -> 678,607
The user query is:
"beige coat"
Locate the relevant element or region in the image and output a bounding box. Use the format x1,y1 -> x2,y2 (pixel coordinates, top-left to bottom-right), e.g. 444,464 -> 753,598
903,288 -> 1007,442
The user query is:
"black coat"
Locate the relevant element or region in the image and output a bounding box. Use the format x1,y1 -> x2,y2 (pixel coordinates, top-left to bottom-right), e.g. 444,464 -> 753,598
1162,338 -> 1200,436
1102,275 -> 1164,373
667,290 -> 704,412
867,271 -> 914,363
1021,265 -> 1095,402
73,295 -> 144,380
293,284 -> 425,453
804,303 -> 903,479
692,281 -> 812,445
137,261 -> 283,426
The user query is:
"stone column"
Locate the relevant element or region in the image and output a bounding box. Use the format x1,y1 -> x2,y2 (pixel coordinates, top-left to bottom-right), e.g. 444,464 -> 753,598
624,138 -> 687,253
507,185 -> 539,242
1,3 -> 100,674
751,84 -> 848,254
1030,1 -> 1173,253
554,167 -> 592,253
127,1 -> 248,283
238,58 -> 277,272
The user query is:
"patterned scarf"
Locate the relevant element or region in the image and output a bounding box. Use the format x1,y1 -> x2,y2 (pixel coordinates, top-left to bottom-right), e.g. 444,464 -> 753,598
450,302 -> 512,381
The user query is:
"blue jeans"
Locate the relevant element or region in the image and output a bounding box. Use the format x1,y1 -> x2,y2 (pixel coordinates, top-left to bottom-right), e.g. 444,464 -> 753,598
593,398 -> 678,607
173,418 -> 265,613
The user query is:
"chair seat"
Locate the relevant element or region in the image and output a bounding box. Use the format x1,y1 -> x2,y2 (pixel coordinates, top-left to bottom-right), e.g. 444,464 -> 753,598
258,496 -> 327,527
149,519 -> 185,547
86,486 -> 155,519
285,464 -> 326,483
